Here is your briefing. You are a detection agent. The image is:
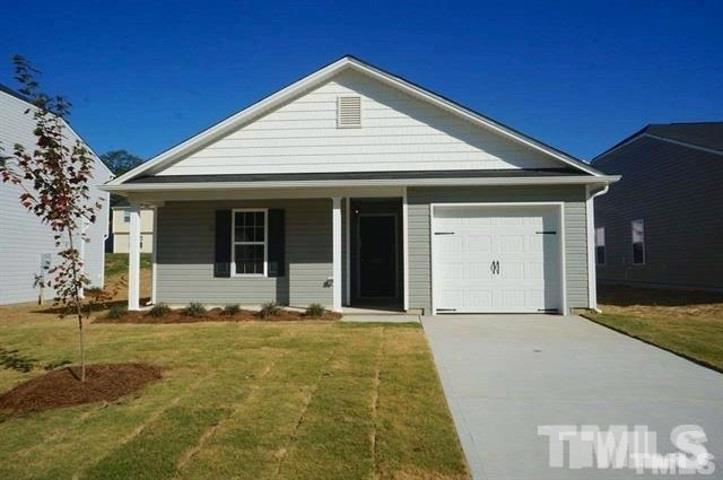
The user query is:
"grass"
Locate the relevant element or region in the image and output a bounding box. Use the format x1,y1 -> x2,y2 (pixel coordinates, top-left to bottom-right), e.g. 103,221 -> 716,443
589,285 -> 723,371
105,253 -> 152,277
0,303 -> 468,479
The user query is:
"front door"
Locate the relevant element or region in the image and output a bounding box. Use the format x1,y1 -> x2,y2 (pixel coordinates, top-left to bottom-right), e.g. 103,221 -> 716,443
358,214 -> 397,298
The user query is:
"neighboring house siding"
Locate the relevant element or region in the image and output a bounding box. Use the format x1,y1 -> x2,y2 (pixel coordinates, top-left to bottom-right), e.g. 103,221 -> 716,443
407,185 -> 590,313
156,199 -> 335,307
0,90 -> 110,305
594,137 -> 723,289
113,233 -> 154,254
112,208 -> 154,253
158,70 -> 560,177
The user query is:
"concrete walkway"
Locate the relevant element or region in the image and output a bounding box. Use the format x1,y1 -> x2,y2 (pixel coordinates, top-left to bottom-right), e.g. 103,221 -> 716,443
423,315 -> 723,480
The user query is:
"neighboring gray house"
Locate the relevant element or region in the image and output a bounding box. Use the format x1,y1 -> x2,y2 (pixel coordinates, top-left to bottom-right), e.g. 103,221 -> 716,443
102,56 -> 618,314
593,122 -> 723,290
0,84 -> 112,304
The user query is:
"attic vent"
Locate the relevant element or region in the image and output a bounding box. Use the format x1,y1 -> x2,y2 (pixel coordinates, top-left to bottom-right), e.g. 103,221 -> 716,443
337,96 -> 361,128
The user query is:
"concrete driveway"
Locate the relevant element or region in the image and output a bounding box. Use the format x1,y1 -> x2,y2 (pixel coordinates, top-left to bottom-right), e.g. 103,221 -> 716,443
423,315 -> 723,480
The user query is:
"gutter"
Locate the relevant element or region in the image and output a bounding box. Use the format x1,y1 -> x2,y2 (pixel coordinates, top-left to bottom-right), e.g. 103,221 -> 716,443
100,175 -> 621,193
586,184 -> 611,313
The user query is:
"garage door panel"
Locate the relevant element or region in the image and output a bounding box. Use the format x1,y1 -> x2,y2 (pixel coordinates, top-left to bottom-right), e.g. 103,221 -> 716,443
433,205 -> 561,314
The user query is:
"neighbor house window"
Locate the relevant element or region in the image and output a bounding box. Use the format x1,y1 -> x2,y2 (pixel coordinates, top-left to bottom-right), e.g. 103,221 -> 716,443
631,219 -> 645,265
232,209 -> 267,275
595,227 -> 606,265
123,211 -> 131,222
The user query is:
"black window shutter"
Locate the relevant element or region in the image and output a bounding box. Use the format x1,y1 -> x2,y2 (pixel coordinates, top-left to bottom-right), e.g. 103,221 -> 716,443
214,210 -> 232,277
267,209 -> 285,277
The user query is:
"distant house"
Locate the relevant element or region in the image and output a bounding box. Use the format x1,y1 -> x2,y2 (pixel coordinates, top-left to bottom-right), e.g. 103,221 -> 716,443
111,206 -> 154,253
0,84 -> 112,304
102,56 -> 618,313
593,122 -> 723,291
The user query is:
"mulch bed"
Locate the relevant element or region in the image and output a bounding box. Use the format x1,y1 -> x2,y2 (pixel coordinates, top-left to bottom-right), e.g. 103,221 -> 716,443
94,308 -> 341,324
0,363 -> 162,413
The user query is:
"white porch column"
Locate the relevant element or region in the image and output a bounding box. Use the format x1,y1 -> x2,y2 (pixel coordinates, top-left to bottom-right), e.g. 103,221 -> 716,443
332,197 -> 342,312
128,203 -> 141,311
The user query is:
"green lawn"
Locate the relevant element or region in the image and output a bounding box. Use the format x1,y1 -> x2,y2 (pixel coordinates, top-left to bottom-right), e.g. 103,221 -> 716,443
0,306 -> 468,480
105,253 -> 152,277
588,312 -> 723,371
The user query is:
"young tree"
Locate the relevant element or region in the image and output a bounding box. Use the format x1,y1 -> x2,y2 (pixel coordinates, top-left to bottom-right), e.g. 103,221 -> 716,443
0,56 -> 102,382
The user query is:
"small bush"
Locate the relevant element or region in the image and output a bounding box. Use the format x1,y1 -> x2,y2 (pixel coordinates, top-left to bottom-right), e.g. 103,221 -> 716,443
106,304 -> 128,319
184,302 -> 207,317
304,303 -> 326,318
148,303 -> 171,318
258,301 -> 281,319
224,304 -> 241,316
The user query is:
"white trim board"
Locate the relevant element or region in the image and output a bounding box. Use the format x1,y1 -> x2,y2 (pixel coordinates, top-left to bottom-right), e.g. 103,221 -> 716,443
103,175 -> 620,194
108,56 -> 605,186
429,202 -> 567,315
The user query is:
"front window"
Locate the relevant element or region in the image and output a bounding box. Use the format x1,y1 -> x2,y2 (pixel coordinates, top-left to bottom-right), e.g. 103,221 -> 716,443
233,210 -> 267,275
631,219 -> 645,265
595,227 -> 606,265
123,211 -> 131,222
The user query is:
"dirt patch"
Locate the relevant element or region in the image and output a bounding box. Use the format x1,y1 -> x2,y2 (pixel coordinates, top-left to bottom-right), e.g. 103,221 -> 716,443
599,284 -> 723,319
0,363 -> 162,413
94,307 -> 341,324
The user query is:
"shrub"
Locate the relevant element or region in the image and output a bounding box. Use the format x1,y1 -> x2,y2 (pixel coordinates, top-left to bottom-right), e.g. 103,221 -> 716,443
258,301 -> 281,319
184,302 -> 207,317
148,303 -> 171,318
106,304 -> 128,319
304,303 -> 326,318
224,304 -> 241,316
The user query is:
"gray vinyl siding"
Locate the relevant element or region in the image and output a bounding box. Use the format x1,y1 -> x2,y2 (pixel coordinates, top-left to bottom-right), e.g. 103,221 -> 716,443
407,185 -> 590,313
594,137 -> 723,290
156,199 -> 333,307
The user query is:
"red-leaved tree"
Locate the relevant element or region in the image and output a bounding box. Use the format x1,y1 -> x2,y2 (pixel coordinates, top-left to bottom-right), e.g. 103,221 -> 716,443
0,56 -> 102,382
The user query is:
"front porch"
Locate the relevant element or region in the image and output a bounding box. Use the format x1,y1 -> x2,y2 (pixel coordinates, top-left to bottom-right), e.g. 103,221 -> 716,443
123,187 -> 411,313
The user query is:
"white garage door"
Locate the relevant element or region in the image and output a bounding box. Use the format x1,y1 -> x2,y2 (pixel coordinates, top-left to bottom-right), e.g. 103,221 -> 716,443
432,205 -> 562,313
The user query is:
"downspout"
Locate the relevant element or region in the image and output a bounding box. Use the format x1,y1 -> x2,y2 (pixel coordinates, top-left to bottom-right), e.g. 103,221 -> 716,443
586,184 -> 610,313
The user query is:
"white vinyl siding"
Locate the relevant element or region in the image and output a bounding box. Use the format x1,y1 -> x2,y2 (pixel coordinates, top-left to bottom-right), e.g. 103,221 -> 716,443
159,70 -> 561,176
0,89 -> 110,304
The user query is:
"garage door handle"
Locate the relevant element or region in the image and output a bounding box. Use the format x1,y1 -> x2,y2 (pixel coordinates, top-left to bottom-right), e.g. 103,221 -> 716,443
434,231 -> 455,235
490,260 -> 500,275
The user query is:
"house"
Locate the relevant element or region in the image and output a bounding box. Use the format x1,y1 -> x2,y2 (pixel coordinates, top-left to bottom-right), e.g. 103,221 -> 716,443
102,56 -> 619,314
0,84 -> 112,304
111,206 -> 154,253
593,122 -> 723,291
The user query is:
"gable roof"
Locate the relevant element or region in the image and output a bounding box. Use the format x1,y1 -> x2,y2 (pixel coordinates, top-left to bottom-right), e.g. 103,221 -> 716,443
108,55 -> 605,186
595,122 -> 723,161
0,82 -> 113,178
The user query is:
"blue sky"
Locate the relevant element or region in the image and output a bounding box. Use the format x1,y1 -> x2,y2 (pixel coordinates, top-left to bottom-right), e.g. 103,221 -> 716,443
1,0 -> 720,162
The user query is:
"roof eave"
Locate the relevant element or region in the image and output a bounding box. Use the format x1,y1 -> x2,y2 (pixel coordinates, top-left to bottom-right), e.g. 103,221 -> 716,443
100,175 -> 620,193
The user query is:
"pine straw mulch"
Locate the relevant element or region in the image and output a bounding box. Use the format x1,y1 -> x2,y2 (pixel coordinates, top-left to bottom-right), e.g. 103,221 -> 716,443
0,363 -> 162,413
94,307 -> 341,324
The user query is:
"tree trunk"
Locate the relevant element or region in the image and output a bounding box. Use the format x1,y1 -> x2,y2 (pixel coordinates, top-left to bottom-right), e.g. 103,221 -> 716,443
68,230 -> 86,382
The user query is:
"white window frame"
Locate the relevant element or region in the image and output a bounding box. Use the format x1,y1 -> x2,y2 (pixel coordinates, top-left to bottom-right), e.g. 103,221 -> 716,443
631,219 -> 645,266
595,226 -> 606,265
231,208 -> 268,277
